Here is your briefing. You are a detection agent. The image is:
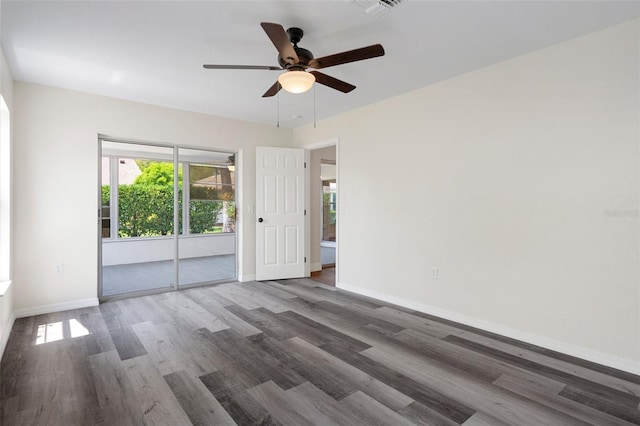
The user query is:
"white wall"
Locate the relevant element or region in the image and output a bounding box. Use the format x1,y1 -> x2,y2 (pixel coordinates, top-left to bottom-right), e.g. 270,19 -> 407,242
310,145 -> 336,270
293,20 -> 640,372
13,82 -> 291,312
0,34 -> 16,357
102,234 -> 235,266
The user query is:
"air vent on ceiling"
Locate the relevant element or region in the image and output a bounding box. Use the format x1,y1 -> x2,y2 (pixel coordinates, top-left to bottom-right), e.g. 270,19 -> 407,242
350,0 -> 405,17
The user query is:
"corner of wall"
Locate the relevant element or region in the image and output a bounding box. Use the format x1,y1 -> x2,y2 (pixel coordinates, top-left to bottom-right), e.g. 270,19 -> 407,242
0,282 -> 15,361
0,39 -> 16,362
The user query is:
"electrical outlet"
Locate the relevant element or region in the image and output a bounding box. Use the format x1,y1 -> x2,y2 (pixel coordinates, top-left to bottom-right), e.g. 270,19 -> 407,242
431,267 -> 438,280
53,263 -> 64,275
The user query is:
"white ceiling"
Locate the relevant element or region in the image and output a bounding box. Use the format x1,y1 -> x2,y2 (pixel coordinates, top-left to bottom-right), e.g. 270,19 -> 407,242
2,1 -> 638,128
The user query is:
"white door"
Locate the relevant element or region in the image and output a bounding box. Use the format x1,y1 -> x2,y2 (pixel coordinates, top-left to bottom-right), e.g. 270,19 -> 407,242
256,147 -> 308,281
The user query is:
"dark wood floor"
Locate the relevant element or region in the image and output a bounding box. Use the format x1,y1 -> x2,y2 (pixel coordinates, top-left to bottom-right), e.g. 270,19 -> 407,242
310,267 -> 335,286
1,279 -> 639,425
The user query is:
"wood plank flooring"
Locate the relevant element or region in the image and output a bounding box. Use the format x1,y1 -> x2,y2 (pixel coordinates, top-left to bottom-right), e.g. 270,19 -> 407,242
310,267 -> 335,286
1,279 -> 639,425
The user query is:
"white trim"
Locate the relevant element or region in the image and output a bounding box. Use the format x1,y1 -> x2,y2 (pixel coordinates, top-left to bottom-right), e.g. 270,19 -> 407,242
0,280 -> 10,297
235,149 -> 243,285
173,146 -> 180,290
239,274 -> 256,282
337,282 -> 640,376
311,262 -> 322,272
13,298 -> 99,319
301,137 -> 339,151
0,97 -> 11,284
335,141 -> 339,287
305,149 -> 311,278
0,311 -> 15,359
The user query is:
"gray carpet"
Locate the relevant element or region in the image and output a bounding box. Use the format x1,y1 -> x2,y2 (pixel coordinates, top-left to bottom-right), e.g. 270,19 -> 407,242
102,254 -> 236,296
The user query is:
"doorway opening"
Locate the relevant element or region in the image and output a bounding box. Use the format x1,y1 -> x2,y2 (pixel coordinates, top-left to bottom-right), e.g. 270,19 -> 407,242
309,145 -> 336,286
321,161 -> 336,268
98,138 -> 237,299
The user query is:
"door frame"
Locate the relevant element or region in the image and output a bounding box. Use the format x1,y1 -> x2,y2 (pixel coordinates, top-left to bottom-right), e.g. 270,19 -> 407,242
301,137 -> 339,286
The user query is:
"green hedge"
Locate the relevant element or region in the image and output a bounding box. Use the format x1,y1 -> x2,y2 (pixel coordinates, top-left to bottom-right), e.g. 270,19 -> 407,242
102,185 -> 224,237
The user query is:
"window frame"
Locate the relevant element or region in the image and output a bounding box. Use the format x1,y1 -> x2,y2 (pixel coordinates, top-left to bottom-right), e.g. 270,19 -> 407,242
100,154 -> 235,240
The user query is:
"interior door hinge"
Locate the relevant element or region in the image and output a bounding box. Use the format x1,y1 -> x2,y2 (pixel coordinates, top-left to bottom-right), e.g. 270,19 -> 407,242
304,257 -> 307,263
304,209 -> 307,216
304,162 -> 307,168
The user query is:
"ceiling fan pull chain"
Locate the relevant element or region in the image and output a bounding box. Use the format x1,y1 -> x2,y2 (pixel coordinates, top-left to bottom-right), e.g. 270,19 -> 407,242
277,82 -> 280,128
314,84 -> 317,129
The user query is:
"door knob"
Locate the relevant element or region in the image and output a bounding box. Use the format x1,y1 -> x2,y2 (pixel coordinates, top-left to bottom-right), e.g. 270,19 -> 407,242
258,218 -> 264,223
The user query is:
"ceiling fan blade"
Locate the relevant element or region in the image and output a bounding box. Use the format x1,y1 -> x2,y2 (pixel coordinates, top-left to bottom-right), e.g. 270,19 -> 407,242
310,71 -> 356,93
203,64 -> 281,71
262,81 -> 282,98
308,44 -> 385,69
261,22 -> 299,66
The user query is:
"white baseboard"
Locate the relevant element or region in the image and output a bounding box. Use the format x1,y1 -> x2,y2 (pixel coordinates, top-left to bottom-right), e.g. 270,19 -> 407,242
311,263 -> 322,272
238,274 -> 256,282
337,282 -> 640,376
0,311 -> 15,360
13,297 -> 100,319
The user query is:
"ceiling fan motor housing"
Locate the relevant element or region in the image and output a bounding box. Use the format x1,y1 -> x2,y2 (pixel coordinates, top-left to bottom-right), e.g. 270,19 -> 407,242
278,27 -> 314,69
279,46 -> 314,69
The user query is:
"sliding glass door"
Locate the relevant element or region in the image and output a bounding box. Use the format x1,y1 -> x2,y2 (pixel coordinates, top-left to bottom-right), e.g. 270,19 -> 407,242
178,148 -> 236,287
99,139 -> 236,299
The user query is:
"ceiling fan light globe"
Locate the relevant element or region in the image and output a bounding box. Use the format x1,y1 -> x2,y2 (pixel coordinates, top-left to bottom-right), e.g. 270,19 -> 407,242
278,71 -> 315,94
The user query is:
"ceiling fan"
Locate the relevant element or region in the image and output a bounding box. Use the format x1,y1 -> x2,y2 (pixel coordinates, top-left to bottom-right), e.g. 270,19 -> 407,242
203,22 -> 385,98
